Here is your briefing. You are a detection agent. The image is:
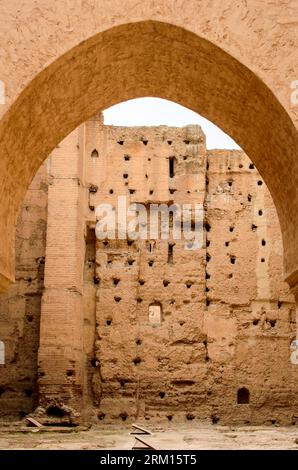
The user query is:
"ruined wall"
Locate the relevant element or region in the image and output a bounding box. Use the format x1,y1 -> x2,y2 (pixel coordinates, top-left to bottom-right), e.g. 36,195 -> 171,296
85,124 -> 208,422
82,120 -> 297,425
204,150 -> 297,425
0,164 -> 48,417
0,118 -> 297,425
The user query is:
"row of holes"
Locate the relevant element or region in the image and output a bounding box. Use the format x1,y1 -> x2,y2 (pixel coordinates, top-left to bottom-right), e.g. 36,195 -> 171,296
108,278 -> 193,288
116,139 -> 192,146
205,222 -> 265,233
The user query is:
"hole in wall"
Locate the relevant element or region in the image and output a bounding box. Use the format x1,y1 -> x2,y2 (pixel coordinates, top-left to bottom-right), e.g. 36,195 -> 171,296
163,280 -> 170,287
139,279 -> 145,286
119,412 -> 128,421
211,415 -> 220,424
159,392 -> 165,399
168,244 -> 174,264
225,241 -> 229,247
113,278 -> 120,286
257,180 -> 263,186
123,173 -> 128,179
114,296 -> 122,302
124,155 -> 130,161
230,255 -> 236,264
253,319 -> 259,326
117,140 -> 124,145
133,357 -> 141,366
206,253 -> 211,262
248,194 -> 252,202
97,412 -> 105,421
205,222 -> 211,232
93,276 -> 100,285
229,226 -> 234,233
106,319 -> 112,326
109,189 -> 114,194
136,339 -> 142,345
261,258 -> 265,263
258,210 -> 263,216
251,224 -> 258,232
249,163 -> 254,169
183,140 -> 190,145
90,358 -> 98,367
228,273 -> 233,279
167,415 -> 173,421
137,297 -> 143,303
148,260 -> 154,267
91,149 -> 99,158
262,239 -> 266,246
167,140 -> 172,145
142,140 -> 148,146
186,414 -> 195,421
46,406 -> 66,418
129,189 -> 135,194
237,387 -> 250,404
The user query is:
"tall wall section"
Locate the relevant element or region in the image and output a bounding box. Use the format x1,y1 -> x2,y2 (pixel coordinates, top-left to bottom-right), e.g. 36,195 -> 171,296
0,117 -> 297,425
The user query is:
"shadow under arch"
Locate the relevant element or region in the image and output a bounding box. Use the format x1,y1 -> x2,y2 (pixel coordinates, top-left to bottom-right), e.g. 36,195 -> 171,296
0,20 -> 297,291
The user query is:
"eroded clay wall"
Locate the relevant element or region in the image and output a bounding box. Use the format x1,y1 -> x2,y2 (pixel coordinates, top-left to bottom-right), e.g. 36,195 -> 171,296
204,150 -> 297,424
0,164 -> 48,417
0,118 -> 297,425
85,124 -> 207,422
82,120 -> 297,425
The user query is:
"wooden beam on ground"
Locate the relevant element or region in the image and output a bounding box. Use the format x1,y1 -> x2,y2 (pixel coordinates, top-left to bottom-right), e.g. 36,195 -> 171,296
132,436 -> 157,450
130,423 -> 152,435
25,417 -> 43,428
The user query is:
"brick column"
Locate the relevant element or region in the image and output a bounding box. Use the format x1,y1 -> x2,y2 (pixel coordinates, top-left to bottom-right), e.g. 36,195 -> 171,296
37,127 -> 86,424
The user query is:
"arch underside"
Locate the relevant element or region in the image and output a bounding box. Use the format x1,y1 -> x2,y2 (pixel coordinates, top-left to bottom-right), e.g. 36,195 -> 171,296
0,20 -> 297,290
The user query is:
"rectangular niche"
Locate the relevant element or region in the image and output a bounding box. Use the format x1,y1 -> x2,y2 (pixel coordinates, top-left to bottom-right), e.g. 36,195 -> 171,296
148,303 -> 162,325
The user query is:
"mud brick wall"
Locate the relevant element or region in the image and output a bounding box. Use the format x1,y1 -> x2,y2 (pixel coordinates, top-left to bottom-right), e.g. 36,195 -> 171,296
0,117 -> 297,425
0,164 -> 48,418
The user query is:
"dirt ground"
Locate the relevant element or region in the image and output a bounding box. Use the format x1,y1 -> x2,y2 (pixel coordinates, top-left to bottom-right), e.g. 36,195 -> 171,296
0,422 -> 297,450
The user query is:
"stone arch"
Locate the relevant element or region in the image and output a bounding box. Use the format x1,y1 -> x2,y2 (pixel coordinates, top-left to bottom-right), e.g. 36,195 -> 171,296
0,20 -> 297,293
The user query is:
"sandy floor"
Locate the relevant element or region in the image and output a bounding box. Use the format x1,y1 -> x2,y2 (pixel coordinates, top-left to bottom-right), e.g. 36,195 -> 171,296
0,422 -> 297,450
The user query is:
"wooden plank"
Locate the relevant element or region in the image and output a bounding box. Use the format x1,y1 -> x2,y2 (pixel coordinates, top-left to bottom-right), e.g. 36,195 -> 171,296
132,436 -> 157,450
130,423 -> 152,435
26,417 -> 43,428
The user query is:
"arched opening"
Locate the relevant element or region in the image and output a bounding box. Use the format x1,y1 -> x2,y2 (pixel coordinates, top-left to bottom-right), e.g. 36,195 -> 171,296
0,20 -> 296,427
0,20 -> 296,295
